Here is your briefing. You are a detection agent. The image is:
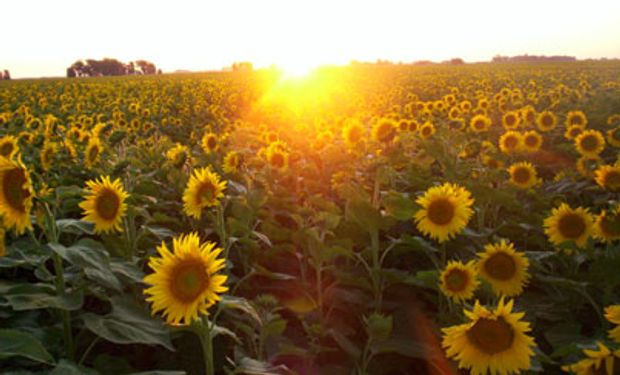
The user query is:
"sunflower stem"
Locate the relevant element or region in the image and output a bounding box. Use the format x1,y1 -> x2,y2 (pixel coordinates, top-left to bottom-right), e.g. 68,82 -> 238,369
198,317 -> 215,375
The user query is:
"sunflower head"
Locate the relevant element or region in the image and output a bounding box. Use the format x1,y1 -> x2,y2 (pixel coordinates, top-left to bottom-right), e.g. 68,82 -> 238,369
223,151 -> 242,174
40,142 -> 58,171
419,122 -> 436,139
182,167 -> 227,219
85,137 -> 103,169
522,130 -> 543,153
414,183 -> 474,243
544,203 -> 594,248
0,136 -> 19,160
371,119 -> 397,143
0,157 -> 35,234
607,127 -> 620,147
202,132 -> 218,154
595,165 -> 620,192
439,260 -> 479,303
566,110 -> 588,128
537,111 -> 557,132
342,120 -> 365,148
144,232 -> 228,325
562,342 -> 620,375
502,111 -> 521,130
470,114 -> 491,133
499,131 -> 523,155
575,130 -> 605,158
605,305 -> 620,343
442,298 -> 536,375
166,143 -> 190,168
507,162 -> 539,189
477,240 -> 530,297
594,208 -> 620,243
79,175 -> 129,234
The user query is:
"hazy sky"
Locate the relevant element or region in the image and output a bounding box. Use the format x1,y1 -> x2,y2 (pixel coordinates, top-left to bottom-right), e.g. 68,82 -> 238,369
2,0 -> 620,78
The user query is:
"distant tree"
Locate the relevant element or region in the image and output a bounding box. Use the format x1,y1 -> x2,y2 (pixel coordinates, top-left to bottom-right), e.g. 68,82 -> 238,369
232,62 -> 253,72
3,70 -> 10,80
135,60 -> 156,75
448,58 -> 465,65
127,61 -> 136,75
66,58 -> 158,77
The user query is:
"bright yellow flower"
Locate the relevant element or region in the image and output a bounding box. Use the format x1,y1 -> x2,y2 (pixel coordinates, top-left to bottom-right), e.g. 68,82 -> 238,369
575,130 -> 605,158
605,305 -> 620,343
79,176 -> 129,234
0,157 -> 35,234
183,167 -> 226,219
439,260 -> 479,303
477,240 -> 530,297
507,162 -> 539,189
544,203 -> 594,248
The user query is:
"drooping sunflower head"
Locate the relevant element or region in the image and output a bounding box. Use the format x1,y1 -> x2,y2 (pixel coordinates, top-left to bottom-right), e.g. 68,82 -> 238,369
166,143 -> 190,168
442,298 -> 536,375
0,136 -> 19,160
477,240 -> 530,297
595,164 -> 620,192
439,260 -> 479,303
201,132 -> 218,154
537,111 -> 557,132
144,232 -> 228,325
577,156 -> 603,178
414,183 -> 474,243
499,131 -> 523,155
607,127 -> 620,148
507,162 -> 539,189
575,130 -> 605,158
544,203 -> 594,248
562,342 -> 620,375
223,151 -> 241,174
566,110 -> 588,128
342,119 -> 366,148
502,111 -> 521,130
84,136 -> 103,169
605,305 -> 620,343
419,121 -> 436,139
594,208 -> 620,243
371,119 -> 397,143
521,106 -> 537,125
79,175 -> 129,234
470,114 -> 491,133
182,167 -> 227,219
40,142 -> 58,171
522,130 -> 543,153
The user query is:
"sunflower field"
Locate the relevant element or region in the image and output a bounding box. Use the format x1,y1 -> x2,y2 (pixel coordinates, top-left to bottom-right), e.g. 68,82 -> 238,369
1,61 -> 620,375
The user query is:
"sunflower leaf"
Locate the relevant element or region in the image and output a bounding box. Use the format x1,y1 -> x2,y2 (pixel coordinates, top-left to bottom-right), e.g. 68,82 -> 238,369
0,329 -> 55,365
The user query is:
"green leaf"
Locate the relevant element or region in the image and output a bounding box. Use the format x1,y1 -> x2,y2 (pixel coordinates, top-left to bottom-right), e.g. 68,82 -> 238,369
364,312 -> 393,341
82,296 -> 174,351
48,240 -> 121,291
383,191 -> 416,221
220,295 -> 262,325
233,357 -> 293,375
128,372 -> 186,375
345,198 -> 381,233
0,329 -> 55,365
4,283 -> 83,311
56,219 -> 94,235
369,338 -> 431,359
329,329 -> 361,359
50,360 -> 99,375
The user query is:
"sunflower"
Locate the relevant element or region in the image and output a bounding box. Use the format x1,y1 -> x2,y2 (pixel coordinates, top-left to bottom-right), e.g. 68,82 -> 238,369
40,142 -> 57,171
79,176 -> 129,234
521,106 -> 537,125
419,121 -> 436,139
470,114 -> 492,133
439,260 -> 479,303
482,155 -> 504,170
371,119 -> 397,143
607,127 -> 620,148
537,111 -> 557,132
266,142 -> 289,170
0,157 -> 35,234
201,132 -> 218,154
594,164 -> 620,191
183,167 -> 226,219
522,130 -> 543,153
166,143 -> 190,168
565,110 -> 588,128
575,130 -> 605,158
342,119 -> 365,148
477,240 -> 530,297
507,162 -> 539,189
594,208 -> 620,242
442,298 -> 535,375
85,137 -> 103,169
544,203 -> 594,248
562,342 -> 620,375
502,111 -> 521,130
605,305 -> 620,343
144,232 -> 228,325
499,131 -> 523,155
0,136 -> 19,159
223,151 -> 241,173
577,156 -> 603,178
565,124 -> 585,140
414,183 -> 474,243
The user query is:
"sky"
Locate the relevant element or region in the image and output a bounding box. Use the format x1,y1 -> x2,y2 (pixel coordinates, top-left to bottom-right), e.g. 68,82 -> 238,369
1,0 -> 620,78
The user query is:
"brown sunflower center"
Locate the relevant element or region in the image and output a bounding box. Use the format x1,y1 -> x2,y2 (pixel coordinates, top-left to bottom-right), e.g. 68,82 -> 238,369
445,268 -> 469,292
512,167 -> 532,185
524,136 -> 538,147
557,213 -> 586,239
422,126 -> 432,137
169,260 -> 209,303
95,188 -> 121,220
2,167 -> 30,212
542,114 -> 553,127
484,252 -> 517,281
467,317 -> 515,355
505,115 -> 516,126
88,144 -> 100,162
270,152 -> 285,168
427,198 -> 455,226
570,116 -> 583,126
599,213 -> 620,237
207,136 -> 217,150
197,181 -> 217,204
378,123 -> 396,142
474,120 -> 485,129
569,127 -> 583,138
504,136 -> 518,149
603,171 -> 620,189
580,135 -> 599,152
611,129 -> 620,141
0,142 -> 14,157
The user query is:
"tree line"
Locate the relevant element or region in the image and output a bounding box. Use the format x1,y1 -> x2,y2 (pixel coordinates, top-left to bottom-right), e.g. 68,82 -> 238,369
67,59 -> 160,77
1,70 -> 10,80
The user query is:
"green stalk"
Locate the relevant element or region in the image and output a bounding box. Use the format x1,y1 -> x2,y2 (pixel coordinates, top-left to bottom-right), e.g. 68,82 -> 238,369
198,317 -> 215,375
